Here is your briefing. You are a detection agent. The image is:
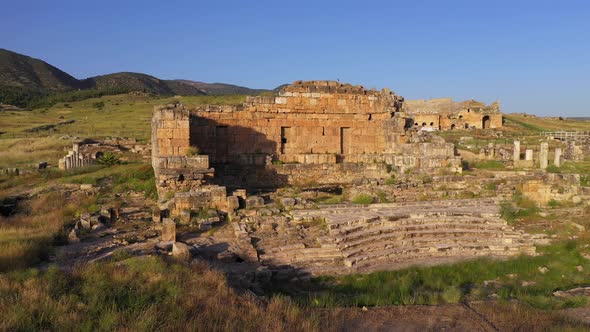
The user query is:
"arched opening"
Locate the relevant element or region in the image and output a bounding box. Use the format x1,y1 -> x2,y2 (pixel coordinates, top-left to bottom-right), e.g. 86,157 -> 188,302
482,115 -> 491,129
451,124 -> 456,130
94,151 -> 103,159
414,122 -> 419,126
459,115 -> 463,119
429,122 -> 434,126
422,122 -> 427,126
178,174 -> 185,182
464,123 -> 469,129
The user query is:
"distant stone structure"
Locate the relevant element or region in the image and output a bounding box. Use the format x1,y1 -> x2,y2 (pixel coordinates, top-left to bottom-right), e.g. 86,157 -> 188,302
403,98 -> 502,131
151,80 -> 463,212
58,143 -> 96,170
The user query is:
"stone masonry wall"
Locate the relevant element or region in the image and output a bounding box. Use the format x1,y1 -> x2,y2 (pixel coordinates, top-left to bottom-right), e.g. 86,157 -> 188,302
189,81 -> 406,164
404,98 -> 502,130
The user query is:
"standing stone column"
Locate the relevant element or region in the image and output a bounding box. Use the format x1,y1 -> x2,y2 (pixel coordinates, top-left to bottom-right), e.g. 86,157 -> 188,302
525,149 -> 534,161
554,148 -> 562,167
540,142 -> 549,169
513,141 -> 521,162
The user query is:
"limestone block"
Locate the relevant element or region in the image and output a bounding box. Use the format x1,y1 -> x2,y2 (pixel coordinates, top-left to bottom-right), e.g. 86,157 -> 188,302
525,149 -> 533,161
227,196 -> 240,210
540,142 -> 549,169
554,148 -> 562,167
280,197 -> 296,207
161,219 -> 176,242
172,242 -> 191,261
246,196 -> 265,208
513,141 -> 521,162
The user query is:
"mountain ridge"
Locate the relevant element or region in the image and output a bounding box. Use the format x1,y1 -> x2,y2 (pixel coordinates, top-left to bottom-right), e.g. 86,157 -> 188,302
0,49 -> 280,108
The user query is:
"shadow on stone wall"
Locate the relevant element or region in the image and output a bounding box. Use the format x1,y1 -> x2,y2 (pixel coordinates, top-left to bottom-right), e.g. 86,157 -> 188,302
189,114 -> 288,192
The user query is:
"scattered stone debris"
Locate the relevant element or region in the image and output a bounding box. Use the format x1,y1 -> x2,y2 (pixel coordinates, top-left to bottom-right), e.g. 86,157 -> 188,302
554,287 -> 590,298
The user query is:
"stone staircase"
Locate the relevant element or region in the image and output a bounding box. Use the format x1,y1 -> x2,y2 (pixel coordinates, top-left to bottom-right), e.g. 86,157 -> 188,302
254,199 -> 536,275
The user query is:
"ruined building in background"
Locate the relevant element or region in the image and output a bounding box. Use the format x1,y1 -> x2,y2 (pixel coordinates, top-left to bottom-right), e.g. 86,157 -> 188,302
152,81 -> 463,213
403,98 -> 502,131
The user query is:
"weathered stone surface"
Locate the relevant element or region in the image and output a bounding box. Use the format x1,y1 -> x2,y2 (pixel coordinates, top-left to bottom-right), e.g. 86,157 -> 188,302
246,196 -> 265,208
172,242 -> 191,261
404,98 -> 502,130
68,228 -> 80,243
513,141 -> 521,161
540,142 -> 549,169
227,196 -> 240,210
280,197 -> 296,207
161,219 -> 176,242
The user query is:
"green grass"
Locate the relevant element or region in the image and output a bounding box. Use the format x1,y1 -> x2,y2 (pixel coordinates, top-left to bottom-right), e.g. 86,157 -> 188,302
352,193 -> 374,205
466,160 -> 506,170
503,116 -> 548,132
0,93 -> 247,141
316,194 -> 344,205
305,241 -> 590,309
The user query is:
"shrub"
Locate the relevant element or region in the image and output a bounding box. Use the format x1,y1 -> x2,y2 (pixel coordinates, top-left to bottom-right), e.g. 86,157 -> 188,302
500,202 -> 516,223
441,286 -> 462,304
376,191 -> 389,203
385,164 -> 393,173
92,101 -> 105,109
546,165 -> 561,173
96,152 -> 120,166
185,146 -> 199,156
385,176 -> 396,185
352,194 -> 373,205
547,199 -> 560,208
581,176 -> 590,187
485,182 -> 497,190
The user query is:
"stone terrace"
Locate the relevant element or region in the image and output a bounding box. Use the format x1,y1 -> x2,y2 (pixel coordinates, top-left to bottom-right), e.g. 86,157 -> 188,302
252,199 -> 536,276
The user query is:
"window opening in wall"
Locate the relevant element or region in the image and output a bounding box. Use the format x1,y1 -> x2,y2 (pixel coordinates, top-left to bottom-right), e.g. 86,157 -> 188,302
465,123 -> 469,129
430,122 -> 434,126
451,124 -> 456,130
340,127 -> 350,155
422,122 -> 427,126
368,114 -> 372,120
280,127 -> 290,154
482,115 -> 491,129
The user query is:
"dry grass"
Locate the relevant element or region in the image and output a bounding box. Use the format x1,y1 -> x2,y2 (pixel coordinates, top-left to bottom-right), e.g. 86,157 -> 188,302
0,257 -> 321,331
0,192 -> 81,271
0,136 -> 71,168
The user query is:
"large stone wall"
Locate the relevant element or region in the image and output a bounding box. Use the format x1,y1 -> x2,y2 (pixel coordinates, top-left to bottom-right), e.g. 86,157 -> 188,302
151,81 -> 463,209
404,98 -> 502,130
189,81 -> 406,164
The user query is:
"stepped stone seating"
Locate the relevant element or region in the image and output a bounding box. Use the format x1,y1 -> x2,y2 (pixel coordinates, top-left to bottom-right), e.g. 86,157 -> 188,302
255,199 -> 535,275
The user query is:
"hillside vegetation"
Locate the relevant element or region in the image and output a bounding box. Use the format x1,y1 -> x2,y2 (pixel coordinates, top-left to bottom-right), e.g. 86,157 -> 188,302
0,49 -> 273,108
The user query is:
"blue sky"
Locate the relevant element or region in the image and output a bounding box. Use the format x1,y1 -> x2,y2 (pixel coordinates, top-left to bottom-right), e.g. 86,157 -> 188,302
2,0 -> 589,116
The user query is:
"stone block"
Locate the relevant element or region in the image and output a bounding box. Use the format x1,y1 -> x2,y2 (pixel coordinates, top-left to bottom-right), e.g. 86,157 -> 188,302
161,219 -> 176,242
172,242 -> 191,261
246,196 -> 265,208
227,196 -> 240,210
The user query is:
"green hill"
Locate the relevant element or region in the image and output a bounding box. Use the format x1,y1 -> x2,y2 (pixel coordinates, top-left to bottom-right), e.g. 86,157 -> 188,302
0,48 -> 273,108
0,48 -> 82,92
83,73 -> 205,96
172,79 -> 268,95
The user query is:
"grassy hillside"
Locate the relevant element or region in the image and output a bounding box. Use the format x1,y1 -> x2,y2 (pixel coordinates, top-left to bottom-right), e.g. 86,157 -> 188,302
0,49 -> 268,108
0,49 -> 82,93
174,80 -> 270,95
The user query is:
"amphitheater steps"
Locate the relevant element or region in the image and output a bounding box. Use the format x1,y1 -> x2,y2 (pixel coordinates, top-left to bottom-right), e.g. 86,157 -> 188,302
249,199 -> 536,275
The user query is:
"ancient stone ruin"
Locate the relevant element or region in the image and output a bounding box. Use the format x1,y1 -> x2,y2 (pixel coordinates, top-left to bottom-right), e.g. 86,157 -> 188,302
151,80 -> 536,275
404,98 -> 502,131
58,143 -> 97,170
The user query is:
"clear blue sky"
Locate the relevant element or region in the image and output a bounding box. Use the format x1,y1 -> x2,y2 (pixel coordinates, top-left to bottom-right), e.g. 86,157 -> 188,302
2,0 -> 589,116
